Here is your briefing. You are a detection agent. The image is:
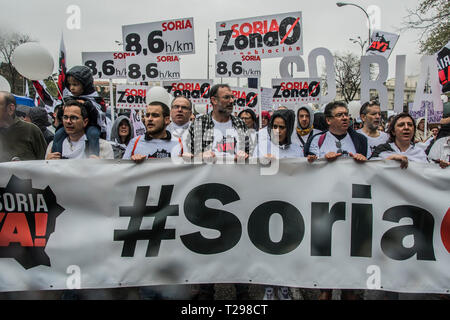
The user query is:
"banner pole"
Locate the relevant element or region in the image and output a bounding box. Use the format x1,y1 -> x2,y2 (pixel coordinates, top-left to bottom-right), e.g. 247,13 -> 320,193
110,79 -> 115,123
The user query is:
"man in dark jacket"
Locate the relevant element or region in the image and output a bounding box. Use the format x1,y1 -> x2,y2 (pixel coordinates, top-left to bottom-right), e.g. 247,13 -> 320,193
0,91 -> 47,162
28,107 -> 54,145
307,101 -> 368,163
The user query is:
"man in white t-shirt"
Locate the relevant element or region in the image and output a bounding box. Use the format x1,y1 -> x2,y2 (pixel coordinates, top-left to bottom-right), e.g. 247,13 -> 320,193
45,100 -> 113,160
307,101 -> 368,163
184,84 -> 251,162
122,102 -> 182,163
357,101 -> 389,157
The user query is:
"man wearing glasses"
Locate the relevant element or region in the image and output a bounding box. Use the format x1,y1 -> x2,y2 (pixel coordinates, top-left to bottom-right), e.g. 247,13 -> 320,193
45,99 -> 113,160
167,95 -> 193,139
307,101 -> 368,163
184,84 -> 252,162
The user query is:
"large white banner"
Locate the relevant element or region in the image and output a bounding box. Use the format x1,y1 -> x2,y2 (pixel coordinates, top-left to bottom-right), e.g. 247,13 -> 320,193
0,159 -> 449,293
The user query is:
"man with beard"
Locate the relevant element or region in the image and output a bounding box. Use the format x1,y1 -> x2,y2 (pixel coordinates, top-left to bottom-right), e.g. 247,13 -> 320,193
307,101 -> 368,164
184,84 -> 251,162
122,101 -> 182,162
357,101 -> 389,157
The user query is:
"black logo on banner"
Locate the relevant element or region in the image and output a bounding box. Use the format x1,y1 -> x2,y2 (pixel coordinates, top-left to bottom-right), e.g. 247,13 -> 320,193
0,176 -> 65,269
114,186 -> 179,257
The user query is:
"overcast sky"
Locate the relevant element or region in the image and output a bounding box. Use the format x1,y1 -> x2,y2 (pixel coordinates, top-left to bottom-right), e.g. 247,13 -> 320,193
0,0 -> 425,87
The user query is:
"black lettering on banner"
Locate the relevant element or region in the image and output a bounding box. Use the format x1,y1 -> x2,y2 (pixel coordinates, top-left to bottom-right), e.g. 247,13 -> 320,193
113,185 -> 178,257
263,32 -> 279,47
84,60 -> 97,76
180,183 -> 242,254
148,30 -> 164,54
128,64 -> 141,79
125,33 -> 142,55
102,60 -> 115,76
248,201 -> 304,254
350,184 -> 373,257
279,17 -> 301,45
273,85 -> 282,98
381,205 -> 436,261
311,202 -> 345,256
117,90 -> 126,103
219,30 -> 234,52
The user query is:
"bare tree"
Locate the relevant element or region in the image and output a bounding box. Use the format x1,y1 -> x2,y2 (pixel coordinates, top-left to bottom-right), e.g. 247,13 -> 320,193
334,52 -> 361,103
0,31 -> 33,93
402,0 -> 450,54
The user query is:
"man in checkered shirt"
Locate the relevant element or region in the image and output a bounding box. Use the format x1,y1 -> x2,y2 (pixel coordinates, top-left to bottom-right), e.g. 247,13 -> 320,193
184,84 -> 253,162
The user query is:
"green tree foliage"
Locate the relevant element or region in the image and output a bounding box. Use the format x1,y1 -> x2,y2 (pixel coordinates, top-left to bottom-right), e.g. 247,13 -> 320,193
402,0 -> 450,54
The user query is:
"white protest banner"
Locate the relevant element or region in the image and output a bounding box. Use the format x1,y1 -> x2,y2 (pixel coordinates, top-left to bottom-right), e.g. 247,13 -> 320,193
216,12 -> 303,58
436,41 -> 450,93
122,18 -> 195,56
261,87 -> 274,111
162,79 -> 213,104
82,52 -> 130,79
130,109 -> 146,137
366,30 -> 399,59
125,55 -> 180,82
115,84 -> 147,109
0,159 -> 449,293
215,53 -> 261,78
230,86 -> 259,113
272,78 -> 321,107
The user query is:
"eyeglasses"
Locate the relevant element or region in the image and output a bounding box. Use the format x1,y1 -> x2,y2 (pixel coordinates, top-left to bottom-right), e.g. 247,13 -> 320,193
240,116 -> 252,121
272,124 -> 286,130
335,141 -> 349,155
63,115 -> 81,121
332,112 -> 349,118
171,105 -> 191,111
216,95 -> 235,100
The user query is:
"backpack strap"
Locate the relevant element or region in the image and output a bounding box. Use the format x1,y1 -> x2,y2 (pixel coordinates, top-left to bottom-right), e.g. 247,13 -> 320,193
131,136 -> 142,157
318,132 -> 327,148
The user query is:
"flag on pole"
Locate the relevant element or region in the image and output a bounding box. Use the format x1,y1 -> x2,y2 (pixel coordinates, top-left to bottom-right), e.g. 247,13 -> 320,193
57,32 -> 68,100
32,80 -> 58,113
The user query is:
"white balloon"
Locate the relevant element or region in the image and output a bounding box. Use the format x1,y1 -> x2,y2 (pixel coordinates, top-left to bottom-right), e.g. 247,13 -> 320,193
347,100 -> 361,119
146,86 -> 172,106
11,42 -> 54,80
0,75 -> 11,92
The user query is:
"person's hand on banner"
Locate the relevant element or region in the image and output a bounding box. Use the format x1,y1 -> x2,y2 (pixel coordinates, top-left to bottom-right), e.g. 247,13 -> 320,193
131,154 -> 147,164
235,150 -> 249,162
325,152 -> 342,161
307,154 -> 318,163
386,154 -> 409,169
439,160 -> 449,169
202,150 -> 216,163
46,152 -> 62,160
349,152 -> 367,163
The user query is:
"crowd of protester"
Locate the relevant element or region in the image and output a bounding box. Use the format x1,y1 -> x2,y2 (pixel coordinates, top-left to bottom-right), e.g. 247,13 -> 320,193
1,66 -> 449,300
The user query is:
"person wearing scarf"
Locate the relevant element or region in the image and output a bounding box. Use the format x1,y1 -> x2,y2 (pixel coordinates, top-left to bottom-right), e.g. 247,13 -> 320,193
291,105 -> 321,155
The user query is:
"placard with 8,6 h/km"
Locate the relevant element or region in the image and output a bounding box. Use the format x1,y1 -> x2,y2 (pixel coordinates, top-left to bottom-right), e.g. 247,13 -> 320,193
216,12 -> 302,59
122,18 -> 195,56
215,53 -> 261,78
82,52 -> 133,79
272,78 -> 321,107
125,55 -> 181,82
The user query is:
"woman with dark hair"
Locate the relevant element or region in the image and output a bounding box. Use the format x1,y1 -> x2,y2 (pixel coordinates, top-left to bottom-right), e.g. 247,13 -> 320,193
370,112 -> 428,168
238,109 -> 257,130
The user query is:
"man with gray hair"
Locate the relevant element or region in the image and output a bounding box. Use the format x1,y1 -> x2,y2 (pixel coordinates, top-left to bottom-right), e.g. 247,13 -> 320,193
166,95 -> 193,139
0,91 -> 47,162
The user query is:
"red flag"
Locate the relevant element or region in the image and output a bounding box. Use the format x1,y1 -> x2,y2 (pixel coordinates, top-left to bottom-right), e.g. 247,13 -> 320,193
57,33 -> 67,100
32,80 -> 57,112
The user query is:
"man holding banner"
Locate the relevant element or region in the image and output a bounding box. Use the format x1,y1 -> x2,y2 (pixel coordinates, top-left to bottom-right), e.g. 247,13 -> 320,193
184,84 -> 252,162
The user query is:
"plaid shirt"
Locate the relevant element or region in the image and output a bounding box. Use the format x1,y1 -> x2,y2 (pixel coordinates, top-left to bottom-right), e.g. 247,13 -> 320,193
186,113 -> 253,155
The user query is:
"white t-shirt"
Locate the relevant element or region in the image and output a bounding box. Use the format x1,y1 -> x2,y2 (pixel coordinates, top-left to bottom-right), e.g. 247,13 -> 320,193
253,129 -> 303,159
211,119 -> 241,158
357,129 -> 389,158
428,137 -> 450,163
377,142 -> 429,163
62,135 -> 87,159
122,134 -> 182,160
308,131 -> 357,158
291,129 -> 321,155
